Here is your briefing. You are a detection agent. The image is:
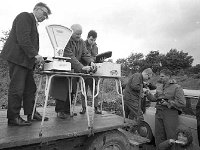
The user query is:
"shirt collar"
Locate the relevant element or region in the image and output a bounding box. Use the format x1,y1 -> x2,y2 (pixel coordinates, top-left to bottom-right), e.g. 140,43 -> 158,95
33,13 -> 39,26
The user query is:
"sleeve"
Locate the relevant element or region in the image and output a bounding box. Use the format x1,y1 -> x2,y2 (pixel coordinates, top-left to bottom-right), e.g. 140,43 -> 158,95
91,45 -> 98,61
81,42 -> 94,65
16,13 -> 38,58
158,140 -> 172,150
170,86 -> 186,109
146,92 -> 157,102
63,42 -> 84,72
129,74 -> 142,92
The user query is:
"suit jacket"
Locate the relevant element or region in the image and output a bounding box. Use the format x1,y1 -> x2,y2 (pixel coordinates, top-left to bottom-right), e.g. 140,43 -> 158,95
1,12 -> 39,69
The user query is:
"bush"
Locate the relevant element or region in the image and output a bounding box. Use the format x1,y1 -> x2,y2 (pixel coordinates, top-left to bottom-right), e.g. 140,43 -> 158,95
0,56 -> 9,107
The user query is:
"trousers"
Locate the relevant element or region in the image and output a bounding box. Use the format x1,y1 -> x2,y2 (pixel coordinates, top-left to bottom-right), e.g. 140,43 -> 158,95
155,108 -> 178,148
7,62 -> 36,119
49,76 -> 77,113
81,77 -> 99,108
124,100 -> 144,122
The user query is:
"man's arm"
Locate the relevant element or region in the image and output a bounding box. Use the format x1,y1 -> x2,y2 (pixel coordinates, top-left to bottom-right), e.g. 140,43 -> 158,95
129,74 -> 142,92
63,41 -> 84,72
81,41 -> 94,65
91,45 -> 98,61
169,86 -> 186,109
158,139 -> 175,150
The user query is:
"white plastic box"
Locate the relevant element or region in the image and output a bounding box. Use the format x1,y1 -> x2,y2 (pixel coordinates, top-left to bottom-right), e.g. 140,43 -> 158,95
94,62 -> 121,77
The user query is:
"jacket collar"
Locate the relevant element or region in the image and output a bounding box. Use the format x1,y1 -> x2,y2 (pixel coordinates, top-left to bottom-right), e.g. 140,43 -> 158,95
30,13 -> 39,27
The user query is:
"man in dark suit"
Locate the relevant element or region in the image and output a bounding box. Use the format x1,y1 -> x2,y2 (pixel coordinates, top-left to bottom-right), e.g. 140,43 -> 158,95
1,2 -> 51,126
49,24 -> 96,119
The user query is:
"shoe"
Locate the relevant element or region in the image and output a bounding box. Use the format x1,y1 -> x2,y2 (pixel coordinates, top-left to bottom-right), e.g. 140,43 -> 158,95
8,116 -> 32,126
27,111 -> 49,122
72,112 -> 77,116
64,111 -> 77,117
79,107 -> 86,114
57,112 -> 70,119
95,107 -> 102,114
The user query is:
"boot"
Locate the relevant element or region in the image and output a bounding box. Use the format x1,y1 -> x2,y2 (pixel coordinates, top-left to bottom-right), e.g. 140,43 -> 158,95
95,107 -> 102,114
80,107 -> 86,114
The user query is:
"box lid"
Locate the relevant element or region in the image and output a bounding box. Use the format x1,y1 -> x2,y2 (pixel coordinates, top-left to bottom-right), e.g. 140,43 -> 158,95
46,24 -> 73,57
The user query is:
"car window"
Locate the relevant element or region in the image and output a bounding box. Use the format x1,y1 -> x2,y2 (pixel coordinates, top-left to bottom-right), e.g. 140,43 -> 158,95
182,97 -> 199,116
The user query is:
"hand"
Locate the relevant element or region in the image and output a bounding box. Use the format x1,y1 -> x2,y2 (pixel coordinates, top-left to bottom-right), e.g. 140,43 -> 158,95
90,62 -> 96,69
162,101 -> 173,108
169,139 -> 175,145
99,57 -> 106,62
81,66 -> 91,73
90,62 -> 97,73
143,88 -> 150,95
161,100 -> 169,106
35,55 -> 44,64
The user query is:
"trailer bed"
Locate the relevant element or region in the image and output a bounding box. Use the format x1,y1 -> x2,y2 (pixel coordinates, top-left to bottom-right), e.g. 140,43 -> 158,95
0,106 -> 131,149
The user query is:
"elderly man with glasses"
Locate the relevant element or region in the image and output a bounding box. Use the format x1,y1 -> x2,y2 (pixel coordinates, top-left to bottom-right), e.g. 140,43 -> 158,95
1,2 -> 51,126
123,68 -> 154,122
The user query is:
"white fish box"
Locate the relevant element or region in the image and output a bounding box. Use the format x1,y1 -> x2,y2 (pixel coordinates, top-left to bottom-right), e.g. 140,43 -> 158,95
94,62 -> 121,77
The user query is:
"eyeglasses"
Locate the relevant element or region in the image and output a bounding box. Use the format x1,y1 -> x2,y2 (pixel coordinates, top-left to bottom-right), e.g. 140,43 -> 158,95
39,8 -> 48,19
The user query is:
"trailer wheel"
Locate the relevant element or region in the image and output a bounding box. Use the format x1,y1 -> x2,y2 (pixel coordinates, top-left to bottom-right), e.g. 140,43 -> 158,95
85,129 -> 130,150
131,121 -> 153,142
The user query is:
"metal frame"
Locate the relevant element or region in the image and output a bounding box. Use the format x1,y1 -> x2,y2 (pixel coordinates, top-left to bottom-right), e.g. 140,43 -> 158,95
32,71 -> 125,137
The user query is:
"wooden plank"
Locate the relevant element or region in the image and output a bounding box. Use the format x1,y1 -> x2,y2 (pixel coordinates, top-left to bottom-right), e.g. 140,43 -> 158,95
0,106 -> 130,149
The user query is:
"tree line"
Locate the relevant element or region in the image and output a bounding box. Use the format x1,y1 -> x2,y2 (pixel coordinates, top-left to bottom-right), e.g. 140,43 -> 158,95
116,49 -> 200,76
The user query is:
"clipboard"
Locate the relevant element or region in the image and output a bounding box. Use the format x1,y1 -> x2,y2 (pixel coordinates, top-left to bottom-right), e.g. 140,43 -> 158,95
95,51 -> 112,63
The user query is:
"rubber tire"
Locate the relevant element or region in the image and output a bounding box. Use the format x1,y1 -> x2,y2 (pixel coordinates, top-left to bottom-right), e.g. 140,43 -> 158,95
134,121 -> 153,142
85,129 -> 130,150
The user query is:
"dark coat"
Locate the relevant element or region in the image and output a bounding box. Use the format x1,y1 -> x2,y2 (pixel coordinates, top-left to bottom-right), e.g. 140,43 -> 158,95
123,73 -> 143,104
63,38 -> 93,72
123,73 -> 144,119
154,81 -> 186,113
1,12 -> 39,69
49,38 -> 94,101
84,40 -> 98,63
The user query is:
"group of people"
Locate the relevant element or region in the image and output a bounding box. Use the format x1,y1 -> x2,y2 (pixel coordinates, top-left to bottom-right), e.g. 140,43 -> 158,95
1,2 -> 200,149
1,2 -> 101,126
124,68 -> 200,149
49,24 -> 102,119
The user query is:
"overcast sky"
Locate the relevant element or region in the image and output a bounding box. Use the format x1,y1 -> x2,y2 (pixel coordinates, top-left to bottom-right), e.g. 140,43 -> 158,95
0,0 -> 200,65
